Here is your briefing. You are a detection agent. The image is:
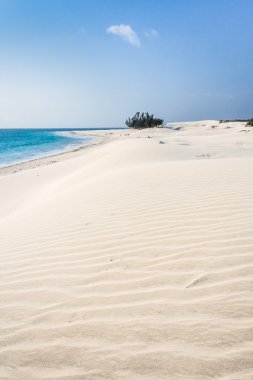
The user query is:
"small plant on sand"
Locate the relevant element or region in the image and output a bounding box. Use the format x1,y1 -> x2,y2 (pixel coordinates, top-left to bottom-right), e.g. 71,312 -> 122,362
125,112 -> 164,129
220,118 -> 253,124
246,119 -> 253,126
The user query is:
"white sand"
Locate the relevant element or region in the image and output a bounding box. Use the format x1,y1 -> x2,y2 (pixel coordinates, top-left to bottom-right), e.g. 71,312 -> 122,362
0,120 -> 253,379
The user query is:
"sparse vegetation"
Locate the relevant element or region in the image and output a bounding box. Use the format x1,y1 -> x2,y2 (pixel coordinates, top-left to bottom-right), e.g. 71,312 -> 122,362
219,119 -> 253,123
125,112 -> 164,129
246,119 -> 253,126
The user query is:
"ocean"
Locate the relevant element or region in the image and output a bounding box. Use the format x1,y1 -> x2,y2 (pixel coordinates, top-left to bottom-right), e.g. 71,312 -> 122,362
0,128 -> 105,168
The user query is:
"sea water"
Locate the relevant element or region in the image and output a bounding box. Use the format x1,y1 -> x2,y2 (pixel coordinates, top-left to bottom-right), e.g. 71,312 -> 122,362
0,128 -> 98,167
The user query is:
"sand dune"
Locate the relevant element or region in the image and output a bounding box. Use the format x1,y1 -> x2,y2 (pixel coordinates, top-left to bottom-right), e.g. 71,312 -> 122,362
1,121 -> 253,379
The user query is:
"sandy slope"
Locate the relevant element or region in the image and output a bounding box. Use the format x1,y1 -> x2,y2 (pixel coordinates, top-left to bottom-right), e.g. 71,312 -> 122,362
0,121 -> 253,379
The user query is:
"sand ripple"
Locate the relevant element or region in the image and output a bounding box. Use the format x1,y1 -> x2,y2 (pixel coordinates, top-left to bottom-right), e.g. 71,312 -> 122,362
1,130 -> 253,379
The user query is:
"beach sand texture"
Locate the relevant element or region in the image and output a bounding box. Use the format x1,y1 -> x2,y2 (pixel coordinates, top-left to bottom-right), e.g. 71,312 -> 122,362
0,121 -> 253,379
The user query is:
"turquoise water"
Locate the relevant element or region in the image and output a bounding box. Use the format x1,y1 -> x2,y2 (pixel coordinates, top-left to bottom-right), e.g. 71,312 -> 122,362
0,129 -> 96,167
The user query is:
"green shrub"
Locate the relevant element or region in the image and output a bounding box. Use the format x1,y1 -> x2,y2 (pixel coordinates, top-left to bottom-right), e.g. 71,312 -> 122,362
220,118 -> 253,124
125,112 -> 164,129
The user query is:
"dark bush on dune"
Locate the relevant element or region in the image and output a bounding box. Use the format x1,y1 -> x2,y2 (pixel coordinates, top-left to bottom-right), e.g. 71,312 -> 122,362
246,119 -> 253,126
126,112 -> 164,129
220,118 -> 253,125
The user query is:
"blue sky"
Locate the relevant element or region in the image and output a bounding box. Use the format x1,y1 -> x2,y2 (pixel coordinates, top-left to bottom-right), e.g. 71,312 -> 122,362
0,0 -> 253,128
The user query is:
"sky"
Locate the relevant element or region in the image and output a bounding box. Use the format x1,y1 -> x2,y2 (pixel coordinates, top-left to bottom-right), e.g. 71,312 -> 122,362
0,0 -> 253,128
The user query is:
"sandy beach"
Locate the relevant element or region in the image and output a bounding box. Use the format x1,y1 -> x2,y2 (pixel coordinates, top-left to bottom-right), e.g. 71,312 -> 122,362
1,120 -> 253,379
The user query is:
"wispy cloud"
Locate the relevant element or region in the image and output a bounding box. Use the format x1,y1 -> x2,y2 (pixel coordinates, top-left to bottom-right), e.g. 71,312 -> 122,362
144,29 -> 159,38
106,24 -> 140,47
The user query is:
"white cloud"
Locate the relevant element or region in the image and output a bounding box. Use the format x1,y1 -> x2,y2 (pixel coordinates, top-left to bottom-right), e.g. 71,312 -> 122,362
106,24 -> 140,47
144,29 -> 159,38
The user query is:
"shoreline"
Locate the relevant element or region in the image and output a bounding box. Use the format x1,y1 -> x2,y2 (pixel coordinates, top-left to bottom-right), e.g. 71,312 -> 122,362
1,121 -> 252,177
0,130 -> 122,176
